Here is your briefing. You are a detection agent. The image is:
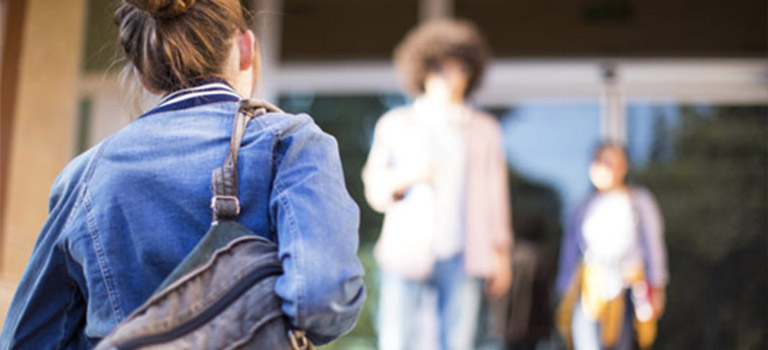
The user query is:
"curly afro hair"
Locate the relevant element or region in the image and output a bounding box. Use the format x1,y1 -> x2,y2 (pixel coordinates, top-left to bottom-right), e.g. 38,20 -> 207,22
394,19 -> 490,98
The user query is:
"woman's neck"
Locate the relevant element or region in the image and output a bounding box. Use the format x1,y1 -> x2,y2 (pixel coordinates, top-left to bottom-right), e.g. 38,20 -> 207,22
421,92 -> 465,107
598,184 -> 629,194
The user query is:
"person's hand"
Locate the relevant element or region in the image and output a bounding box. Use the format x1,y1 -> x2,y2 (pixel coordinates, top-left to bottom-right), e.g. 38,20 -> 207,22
652,287 -> 666,319
392,162 -> 433,200
485,248 -> 512,299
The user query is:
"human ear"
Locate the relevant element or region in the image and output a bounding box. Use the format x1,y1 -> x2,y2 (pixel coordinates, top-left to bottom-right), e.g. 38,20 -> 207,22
237,30 -> 255,72
248,30 -> 263,97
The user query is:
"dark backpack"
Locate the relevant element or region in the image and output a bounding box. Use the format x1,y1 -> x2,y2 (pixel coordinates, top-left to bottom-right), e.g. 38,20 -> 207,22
95,99 -> 314,350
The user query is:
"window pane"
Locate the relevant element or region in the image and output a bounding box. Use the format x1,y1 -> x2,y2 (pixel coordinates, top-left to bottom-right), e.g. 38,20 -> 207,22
492,103 -> 601,257
497,103 -> 601,219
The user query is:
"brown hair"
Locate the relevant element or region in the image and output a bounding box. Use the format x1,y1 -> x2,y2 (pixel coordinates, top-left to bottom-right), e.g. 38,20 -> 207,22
394,19 -> 490,97
592,141 -> 628,163
592,140 -> 630,184
115,0 -> 248,94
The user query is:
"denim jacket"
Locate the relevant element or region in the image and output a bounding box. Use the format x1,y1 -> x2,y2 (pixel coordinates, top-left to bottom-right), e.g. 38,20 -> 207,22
0,81 -> 366,349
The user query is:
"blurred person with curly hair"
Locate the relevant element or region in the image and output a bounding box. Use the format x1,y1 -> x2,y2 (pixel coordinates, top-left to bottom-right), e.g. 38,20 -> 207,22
362,19 -> 514,350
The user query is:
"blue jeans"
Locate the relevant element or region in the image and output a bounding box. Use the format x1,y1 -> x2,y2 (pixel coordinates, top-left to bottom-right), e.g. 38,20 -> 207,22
378,254 -> 483,350
572,298 -> 634,350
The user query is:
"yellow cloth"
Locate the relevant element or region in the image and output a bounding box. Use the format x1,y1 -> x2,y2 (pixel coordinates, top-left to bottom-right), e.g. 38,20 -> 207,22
557,264 -> 658,350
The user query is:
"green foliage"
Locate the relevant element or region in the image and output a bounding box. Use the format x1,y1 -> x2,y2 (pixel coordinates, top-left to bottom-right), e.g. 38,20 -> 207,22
632,106 -> 767,350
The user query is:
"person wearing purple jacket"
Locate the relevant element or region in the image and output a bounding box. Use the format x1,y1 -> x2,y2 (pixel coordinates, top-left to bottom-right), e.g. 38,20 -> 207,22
556,143 -> 668,350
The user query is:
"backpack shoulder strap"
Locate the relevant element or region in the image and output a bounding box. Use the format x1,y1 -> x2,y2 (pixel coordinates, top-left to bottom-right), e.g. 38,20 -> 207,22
211,99 -> 283,220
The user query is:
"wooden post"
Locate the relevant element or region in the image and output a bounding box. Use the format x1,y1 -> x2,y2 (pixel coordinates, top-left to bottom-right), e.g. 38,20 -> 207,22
0,0 -> 87,325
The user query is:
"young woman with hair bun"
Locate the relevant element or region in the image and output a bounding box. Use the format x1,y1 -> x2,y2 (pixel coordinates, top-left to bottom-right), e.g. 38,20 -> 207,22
0,0 -> 365,348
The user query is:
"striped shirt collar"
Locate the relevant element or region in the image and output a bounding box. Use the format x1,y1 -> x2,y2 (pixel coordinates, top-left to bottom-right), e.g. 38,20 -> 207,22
140,78 -> 242,118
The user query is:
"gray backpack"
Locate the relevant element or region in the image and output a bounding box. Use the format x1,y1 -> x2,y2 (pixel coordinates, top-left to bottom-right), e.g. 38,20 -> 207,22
95,99 -> 314,350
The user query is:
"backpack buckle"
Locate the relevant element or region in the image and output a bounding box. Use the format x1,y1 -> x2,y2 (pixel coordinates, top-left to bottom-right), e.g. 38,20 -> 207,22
288,329 -> 313,350
210,195 -> 241,218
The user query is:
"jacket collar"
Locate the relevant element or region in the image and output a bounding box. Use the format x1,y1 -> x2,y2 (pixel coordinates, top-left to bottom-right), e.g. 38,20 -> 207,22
141,78 -> 242,118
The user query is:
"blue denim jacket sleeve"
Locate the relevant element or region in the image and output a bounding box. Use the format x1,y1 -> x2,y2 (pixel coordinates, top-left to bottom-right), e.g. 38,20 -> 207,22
0,150 -> 96,350
1,104 -> 366,348
265,113 -> 366,345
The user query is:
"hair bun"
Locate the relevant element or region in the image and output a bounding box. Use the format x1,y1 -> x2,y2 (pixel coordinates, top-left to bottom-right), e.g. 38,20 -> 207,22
125,0 -> 196,19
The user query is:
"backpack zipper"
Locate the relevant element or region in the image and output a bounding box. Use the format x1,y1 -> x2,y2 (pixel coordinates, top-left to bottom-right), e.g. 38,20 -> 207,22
114,264 -> 283,350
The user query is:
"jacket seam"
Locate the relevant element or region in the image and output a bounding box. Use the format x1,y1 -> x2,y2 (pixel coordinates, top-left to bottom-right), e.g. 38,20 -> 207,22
56,286 -> 78,349
62,140 -> 110,226
255,112 -> 282,138
255,113 -> 281,237
82,188 -> 125,323
56,246 -> 79,349
75,136 -> 125,323
272,177 -> 307,328
66,136 -> 112,224
263,112 -> 307,324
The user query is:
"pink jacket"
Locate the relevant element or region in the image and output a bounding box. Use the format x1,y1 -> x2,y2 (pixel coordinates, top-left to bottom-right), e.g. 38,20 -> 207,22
362,104 -> 513,279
